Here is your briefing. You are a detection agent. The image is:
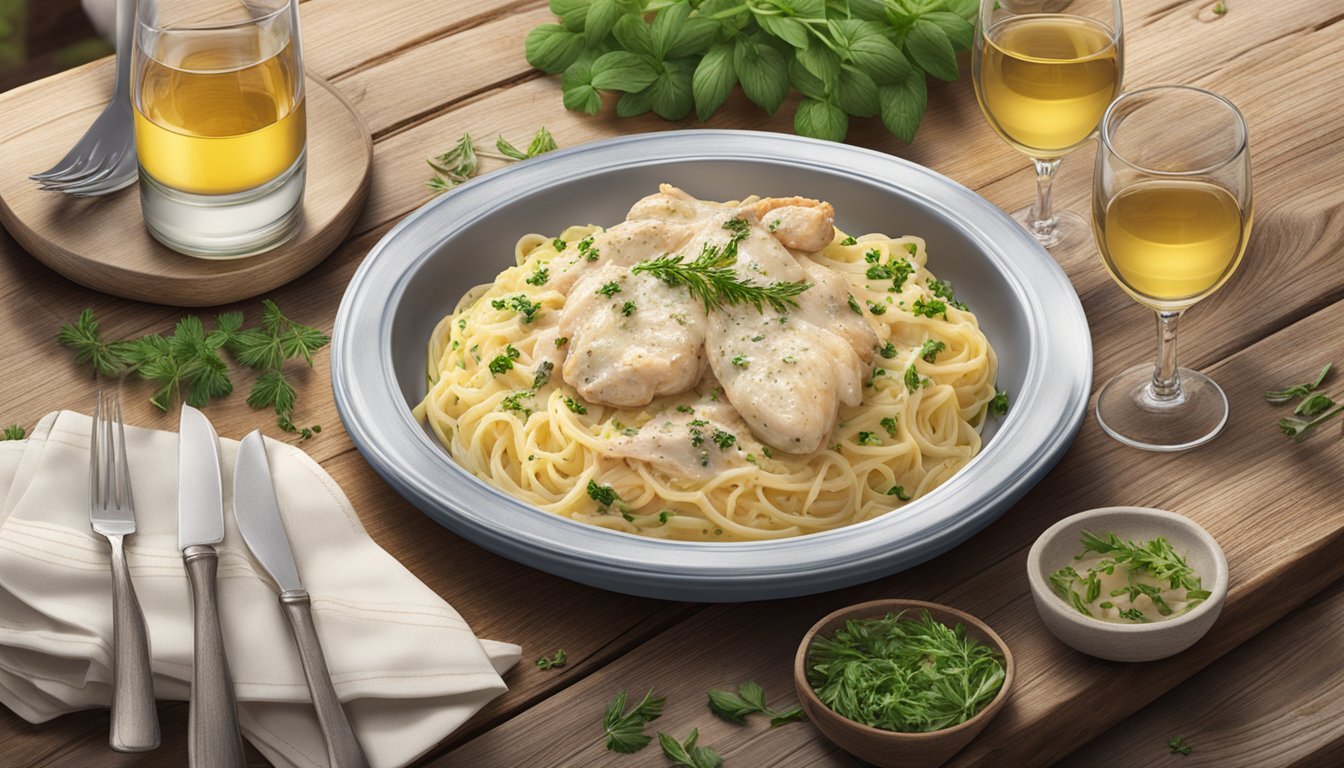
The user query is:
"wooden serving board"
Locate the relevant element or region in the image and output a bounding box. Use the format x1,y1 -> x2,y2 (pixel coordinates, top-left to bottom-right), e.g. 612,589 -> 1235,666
0,65 -> 371,308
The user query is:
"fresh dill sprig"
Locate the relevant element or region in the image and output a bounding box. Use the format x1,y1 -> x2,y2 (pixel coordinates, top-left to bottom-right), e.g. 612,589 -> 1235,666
806,610 -> 1005,732
632,218 -> 810,314
602,688 -> 665,753
1078,531 -> 1202,592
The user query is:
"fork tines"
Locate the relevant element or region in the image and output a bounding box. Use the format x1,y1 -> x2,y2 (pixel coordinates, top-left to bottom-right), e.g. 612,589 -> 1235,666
90,391 -> 137,535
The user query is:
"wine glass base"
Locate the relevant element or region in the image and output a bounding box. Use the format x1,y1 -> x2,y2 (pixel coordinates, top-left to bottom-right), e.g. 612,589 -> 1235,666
1010,207 -> 1089,250
1095,365 -> 1229,452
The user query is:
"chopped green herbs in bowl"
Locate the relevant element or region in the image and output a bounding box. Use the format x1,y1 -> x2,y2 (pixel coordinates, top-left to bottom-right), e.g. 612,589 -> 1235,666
1027,507 -> 1228,663
794,600 -> 1014,768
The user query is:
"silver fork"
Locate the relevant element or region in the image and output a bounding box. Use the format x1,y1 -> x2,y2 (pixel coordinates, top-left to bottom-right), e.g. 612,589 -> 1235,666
31,0 -> 138,195
90,391 -> 161,752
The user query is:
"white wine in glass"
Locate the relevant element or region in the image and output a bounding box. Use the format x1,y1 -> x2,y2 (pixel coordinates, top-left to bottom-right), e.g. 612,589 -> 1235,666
973,0 -> 1123,249
1092,85 -> 1253,451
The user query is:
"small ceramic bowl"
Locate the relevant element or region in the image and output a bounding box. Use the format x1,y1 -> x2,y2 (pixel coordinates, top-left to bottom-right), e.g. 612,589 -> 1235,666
793,599 -> 1014,768
1027,506 -> 1228,662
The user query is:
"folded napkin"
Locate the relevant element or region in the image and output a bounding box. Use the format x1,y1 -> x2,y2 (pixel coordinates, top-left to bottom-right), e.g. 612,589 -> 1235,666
0,411 -> 519,768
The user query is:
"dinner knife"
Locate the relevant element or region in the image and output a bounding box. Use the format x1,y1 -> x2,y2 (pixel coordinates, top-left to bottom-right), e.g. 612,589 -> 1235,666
233,430 -> 370,768
178,405 -> 246,767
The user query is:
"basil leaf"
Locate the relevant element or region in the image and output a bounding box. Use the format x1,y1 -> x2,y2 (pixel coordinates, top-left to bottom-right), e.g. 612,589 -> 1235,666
794,97 -> 848,142
904,18 -> 959,81
550,0 -> 591,32
920,11 -> 975,52
584,0 -> 622,46
848,0 -> 887,21
838,65 -> 879,117
943,0 -> 978,22
591,50 -> 659,92
831,19 -> 912,85
617,87 -> 654,117
879,74 -> 927,142
525,24 -> 585,73
774,0 -> 825,18
666,15 -> 719,58
651,3 -> 690,59
649,59 -> 695,120
562,61 -> 602,114
611,13 -> 655,58
796,43 -> 841,88
787,56 -> 828,101
734,37 -> 790,114
756,14 -> 810,49
692,42 -> 737,121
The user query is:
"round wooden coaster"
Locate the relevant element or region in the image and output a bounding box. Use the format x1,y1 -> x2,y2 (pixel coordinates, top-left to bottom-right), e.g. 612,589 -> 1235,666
0,70 -> 371,307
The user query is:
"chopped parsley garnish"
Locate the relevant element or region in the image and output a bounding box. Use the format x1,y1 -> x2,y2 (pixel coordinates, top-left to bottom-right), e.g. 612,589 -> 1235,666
928,279 -> 968,310
731,355 -> 749,369
587,479 -> 621,508
564,395 -> 588,414
990,390 -> 1009,416
532,359 -> 554,388
551,237 -> 567,251
769,219 -> 781,232
578,235 -> 600,262
866,300 -> 887,316
555,336 -> 569,347
904,363 -> 928,392
1118,608 -> 1147,622
857,431 -> 881,446
879,342 -> 898,359
621,301 -> 636,316
751,334 -> 765,342
675,404 -> 694,414
911,297 -> 948,320
840,235 -> 857,246
597,281 -> 622,297
658,510 -> 674,524
903,242 -> 918,256
864,248 -> 882,264
491,294 -> 543,323
846,294 -> 862,315
920,339 -> 946,363
689,419 -> 708,447
488,345 -> 521,375
761,446 -> 773,459
880,416 -> 898,437
712,429 -> 736,450
500,390 -> 535,415
525,265 -> 550,286
887,485 -> 911,500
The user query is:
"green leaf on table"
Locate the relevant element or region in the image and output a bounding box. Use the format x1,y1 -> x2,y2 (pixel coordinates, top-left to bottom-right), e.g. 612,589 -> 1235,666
617,87 -> 654,117
57,309 -> 129,377
788,56 -> 829,101
591,50 -> 659,92
1265,362 -> 1332,403
562,61 -> 603,114
550,0 -> 591,32
920,11 -> 975,52
497,127 -> 559,161
830,19 -> 912,85
525,24 -> 585,73
611,13 -> 655,58
650,2 -> 690,59
796,43 -> 841,89
649,59 -> 695,120
666,14 -> 719,58
904,18 -> 960,81
734,36 -> 790,115
658,729 -> 723,768
602,688 -> 665,753
794,97 -> 848,141
692,42 -> 737,120
707,680 -> 807,727
248,369 -> 297,418
838,65 -> 879,117
879,74 -> 928,142
584,0 -> 623,46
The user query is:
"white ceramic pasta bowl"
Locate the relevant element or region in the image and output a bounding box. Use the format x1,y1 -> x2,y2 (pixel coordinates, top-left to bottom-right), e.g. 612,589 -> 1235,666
331,130 -> 1092,601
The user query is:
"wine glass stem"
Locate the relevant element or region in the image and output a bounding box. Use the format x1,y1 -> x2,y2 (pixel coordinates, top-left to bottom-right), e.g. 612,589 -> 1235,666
1151,309 -> 1185,400
1029,157 -> 1063,241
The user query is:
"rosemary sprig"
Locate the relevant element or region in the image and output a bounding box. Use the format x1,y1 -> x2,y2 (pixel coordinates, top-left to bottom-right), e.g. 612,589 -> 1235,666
632,218 -> 810,314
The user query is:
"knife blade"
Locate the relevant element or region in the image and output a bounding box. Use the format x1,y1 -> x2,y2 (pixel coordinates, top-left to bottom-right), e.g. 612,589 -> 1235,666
177,405 -> 245,768
234,431 -> 369,768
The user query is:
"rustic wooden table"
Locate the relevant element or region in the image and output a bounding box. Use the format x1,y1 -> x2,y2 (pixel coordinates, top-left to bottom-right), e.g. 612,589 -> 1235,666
3,1 -> 1343,766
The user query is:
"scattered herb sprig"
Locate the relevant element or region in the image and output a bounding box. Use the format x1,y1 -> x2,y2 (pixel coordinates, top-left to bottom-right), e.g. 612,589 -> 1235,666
1,424 -> 25,441
807,610 -> 1005,733
657,729 -> 723,768
57,304 -> 327,438
707,681 -> 804,727
1169,735 -> 1194,755
525,0 -> 978,143
1266,363 -> 1344,441
602,688 -> 666,753
535,649 -> 568,670
427,127 -> 557,192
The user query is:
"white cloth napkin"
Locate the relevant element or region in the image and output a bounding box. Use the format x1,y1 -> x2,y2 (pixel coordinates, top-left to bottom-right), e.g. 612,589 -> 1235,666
0,411 -> 520,768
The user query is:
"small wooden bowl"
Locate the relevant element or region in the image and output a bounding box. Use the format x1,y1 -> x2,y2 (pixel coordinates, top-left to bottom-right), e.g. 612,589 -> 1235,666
793,599 -> 1015,768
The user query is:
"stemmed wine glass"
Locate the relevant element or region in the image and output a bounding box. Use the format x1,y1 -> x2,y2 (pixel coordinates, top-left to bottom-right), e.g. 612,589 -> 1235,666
1092,85 -> 1253,451
972,0 -> 1124,249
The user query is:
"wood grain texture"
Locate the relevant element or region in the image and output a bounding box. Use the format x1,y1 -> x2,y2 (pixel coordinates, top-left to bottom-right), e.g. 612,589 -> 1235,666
0,75 -> 372,307
1,0 -> 1343,766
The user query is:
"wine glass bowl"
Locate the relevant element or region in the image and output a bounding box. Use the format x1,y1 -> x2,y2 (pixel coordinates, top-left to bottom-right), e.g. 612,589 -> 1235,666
1092,85 -> 1253,452
973,0 -> 1124,248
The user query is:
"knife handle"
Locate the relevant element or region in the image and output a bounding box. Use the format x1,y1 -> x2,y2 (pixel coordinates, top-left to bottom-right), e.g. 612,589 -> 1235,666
107,533 -> 161,752
280,591 -> 370,768
183,545 -> 246,768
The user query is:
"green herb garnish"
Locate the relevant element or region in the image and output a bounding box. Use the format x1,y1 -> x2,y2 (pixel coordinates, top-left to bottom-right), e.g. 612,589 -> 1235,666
857,431 -> 881,446
564,396 -> 588,414
587,479 -> 621,509
847,294 -> 862,315
1,424 -> 25,441
597,281 -> 622,298
535,649 -> 567,670
706,681 -> 803,727
879,342 -> 898,359
807,611 -> 1005,733
920,339 -> 945,363
711,429 -> 736,450
912,297 -> 948,320
1169,736 -> 1194,755
731,354 -> 749,369
488,345 -> 521,376
525,265 -> 550,286
880,416 -> 898,437
491,294 -> 543,323
990,390 -> 1009,417
888,485 -> 911,500
428,128 -> 557,192
657,729 -> 722,768
621,300 -> 637,316
840,236 -> 858,246
904,363 -> 928,392
602,688 -> 665,754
